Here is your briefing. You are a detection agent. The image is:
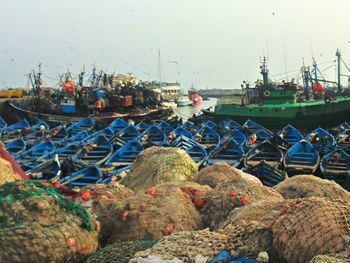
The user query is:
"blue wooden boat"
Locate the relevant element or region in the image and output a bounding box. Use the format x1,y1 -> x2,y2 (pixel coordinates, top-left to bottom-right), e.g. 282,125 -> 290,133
5,119 -> 30,132
67,117 -> 95,136
109,118 -> 128,132
0,117 -> 7,135
221,119 -> 241,131
306,127 -> 336,155
246,129 -> 273,149
105,141 -> 144,166
17,141 -> 55,165
31,118 -> 50,131
186,144 -> 207,164
194,126 -> 220,145
26,158 -> 61,181
330,121 -> 350,136
135,121 -> 149,133
223,129 -> 246,146
171,135 -> 198,150
49,126 -> 69,143
59,131 -> 89,146
23,130 -> 48,145
90,127 -> 115,140
243,160 -> 286,187
241,119 -> 267,135
58,165 -> 103,188
74,134 -> 113,166
320,149 -> 350,184
244,140 -> 283,167
171,126 -> 193,140
337,130 -> 350,149
181,121 -> 198,134
5,138 -> 26,155
204,120 -> 218,131
276,124 -> 303,146
113,125 -> 140,143
206,138 -> 244,167
157,121 -> 174,135
139,125 -> 167,146
100,165 -> 131,184
38,142 -> 81,162
283,140 -> 320,175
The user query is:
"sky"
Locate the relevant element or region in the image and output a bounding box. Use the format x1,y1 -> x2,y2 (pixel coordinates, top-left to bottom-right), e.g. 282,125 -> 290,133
1,0 -> 350,89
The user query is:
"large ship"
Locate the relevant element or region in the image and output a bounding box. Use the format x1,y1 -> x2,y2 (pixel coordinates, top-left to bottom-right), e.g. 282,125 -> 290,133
203,50 -> 350,129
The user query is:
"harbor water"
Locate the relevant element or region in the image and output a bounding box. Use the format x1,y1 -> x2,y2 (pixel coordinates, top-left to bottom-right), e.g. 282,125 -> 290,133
173,98 -> 217,120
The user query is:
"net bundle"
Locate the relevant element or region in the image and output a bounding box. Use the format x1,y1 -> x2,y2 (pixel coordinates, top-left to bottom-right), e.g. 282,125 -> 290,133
0,180 -> 99,263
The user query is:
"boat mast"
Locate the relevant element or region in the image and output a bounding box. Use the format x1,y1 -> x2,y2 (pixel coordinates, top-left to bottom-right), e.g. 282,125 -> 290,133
336,49 -> 341,92
260,57 -> 269,89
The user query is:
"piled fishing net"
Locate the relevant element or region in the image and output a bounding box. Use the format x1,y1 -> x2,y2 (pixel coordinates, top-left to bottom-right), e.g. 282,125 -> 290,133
202,179 -> 283,230
221,199 -> 287,228
122,147 -> 198,191
308,252 -> 350,263
274,175 -> 350,200
97,182 -> 204,245
73,181 -> 134,214
90,240 -> 157,263
0,157 -> 20,185
193,162 -> 261,188
271,197 -> 350,263
0,180 -> 99,263
131,229 -> 228,263
222,221 -> 274,259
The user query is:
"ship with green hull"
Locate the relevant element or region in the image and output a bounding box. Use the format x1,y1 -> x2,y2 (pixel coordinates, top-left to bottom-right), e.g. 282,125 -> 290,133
204,50 -> 350,129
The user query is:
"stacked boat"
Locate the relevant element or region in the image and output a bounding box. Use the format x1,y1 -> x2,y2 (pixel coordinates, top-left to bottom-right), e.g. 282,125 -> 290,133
2,116 -> 350,189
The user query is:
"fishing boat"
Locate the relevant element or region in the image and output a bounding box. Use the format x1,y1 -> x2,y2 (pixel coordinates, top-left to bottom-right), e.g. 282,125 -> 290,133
49,125 -> 69,143
27,158 -> 61,181
0,117 -> 7,134
171,126 -> 193,140
58,165 -> 103,188
89,127 -> 115,140
100,165 -> 131,184
135,121 -> 149,133
245,129 -> 273,149
23,130 -> 47,146
139,125 -> 167,146
157,121 -> 174,135
203,51 -> 350,129
177,96 -> 192,106
181,121 -> 198,134
171,135 -> 199,150
276,124 -> 303,146
320,149 -> 350,184
336,130 -> 350,149
38,142 -> 81,162
244,140 -> 283,167
194,126 -> 220,146
243,160 -> 286,187
283,140 -> 320,175
221,119 -> 241,131
241,119 -> 268,135
109,118 -> 129,132
58,131 -> 89,146
31,118 -> 50,131
5,138 -> 26,155
186,144 -> 207,164
73,134 -> 113,166
305,127 -> 336,155
330,121 -> 350,136
188,89 -> 203,106
67,117 -> 95,136
105,140 -> 144,167
223,129 -> 247,146
4,118 -> 30,133
112,125 -> 140,143
206,138 -> 244,167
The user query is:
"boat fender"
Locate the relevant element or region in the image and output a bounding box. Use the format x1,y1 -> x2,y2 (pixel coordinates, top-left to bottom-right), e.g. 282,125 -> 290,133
295,111 -> 304,120
324,97 -> 331,103
264,90 -> 271,97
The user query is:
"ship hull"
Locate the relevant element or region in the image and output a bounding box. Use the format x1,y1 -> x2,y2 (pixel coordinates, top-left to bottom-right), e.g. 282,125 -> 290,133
204,97 -> 350,129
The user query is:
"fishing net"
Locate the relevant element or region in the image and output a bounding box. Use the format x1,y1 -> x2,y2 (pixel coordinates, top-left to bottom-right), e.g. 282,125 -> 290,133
0,180 -> 99,263
0,157 -> 20,185
274,175 -> 350,201
193,162 -> 261,188
73,180 -> 134,215
308,252 -> 350,263
97,183 -> 204,245
131,229 -> 228,263
222,221 -> 274,259
221,199 -> 288,228
122,147 -> 198,191
89,240 -> 157,263
202,179 -> 284,230
271,197 -> 350,263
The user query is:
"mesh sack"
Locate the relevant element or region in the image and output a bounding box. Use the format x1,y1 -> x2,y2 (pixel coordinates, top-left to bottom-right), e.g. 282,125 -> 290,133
222,221 -> 274,258
0,180 -> 99,263
97,183 -> 203,245
274,175 -> 350,201
122,147 -> 198,192
0,157 -> 20,185
131,229 -> 228,263
308,251 -> 350,263
202,179 -> 283,230
271,197 -> 350,263
90,240 -> 157,263
194,162 -> 261,188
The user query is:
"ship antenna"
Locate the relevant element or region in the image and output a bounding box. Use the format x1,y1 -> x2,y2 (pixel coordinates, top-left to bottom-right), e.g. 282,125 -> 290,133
282,37 -> 289,81
336,49 -> 341,92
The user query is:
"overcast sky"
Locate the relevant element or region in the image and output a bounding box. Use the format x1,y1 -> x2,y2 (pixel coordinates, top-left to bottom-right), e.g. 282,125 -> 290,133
1,0 -> 350,89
